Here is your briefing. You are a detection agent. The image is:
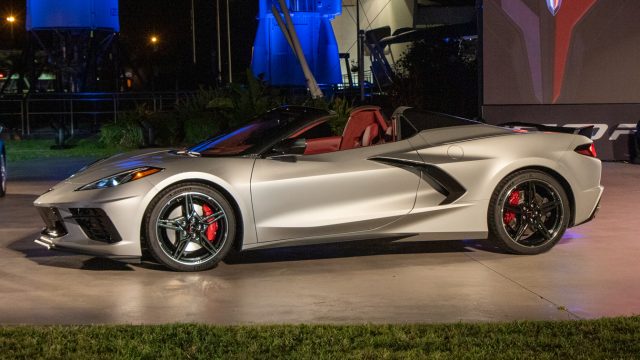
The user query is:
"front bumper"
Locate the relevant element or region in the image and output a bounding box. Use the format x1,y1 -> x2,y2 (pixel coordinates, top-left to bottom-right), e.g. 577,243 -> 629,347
34,233 -> 140,262
33,178 -> 156,257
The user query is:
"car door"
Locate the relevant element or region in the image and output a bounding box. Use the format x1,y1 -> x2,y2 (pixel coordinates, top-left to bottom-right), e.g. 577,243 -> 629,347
250,140 -> 422,243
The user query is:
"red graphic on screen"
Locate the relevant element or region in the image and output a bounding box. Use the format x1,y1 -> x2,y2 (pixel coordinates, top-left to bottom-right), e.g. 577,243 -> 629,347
553,0 -> 597,102
502,0 -> 598,103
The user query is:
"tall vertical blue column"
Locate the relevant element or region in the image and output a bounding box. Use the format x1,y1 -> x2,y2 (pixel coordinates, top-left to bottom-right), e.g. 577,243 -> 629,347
252,0 -> 342,87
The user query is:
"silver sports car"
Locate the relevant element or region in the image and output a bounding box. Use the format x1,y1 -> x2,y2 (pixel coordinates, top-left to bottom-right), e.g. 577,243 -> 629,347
34,106 -> 603,271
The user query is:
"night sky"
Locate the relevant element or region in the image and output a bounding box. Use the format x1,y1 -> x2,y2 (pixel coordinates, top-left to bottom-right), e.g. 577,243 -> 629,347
1,0 -> 260,86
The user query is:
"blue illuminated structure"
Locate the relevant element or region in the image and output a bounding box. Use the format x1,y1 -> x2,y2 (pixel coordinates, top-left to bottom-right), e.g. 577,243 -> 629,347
252,0 -> 343,87
26,0 -> 120,31
4,0 -> 123,93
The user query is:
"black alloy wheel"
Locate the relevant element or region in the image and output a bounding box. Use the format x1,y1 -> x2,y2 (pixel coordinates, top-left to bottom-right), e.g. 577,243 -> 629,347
488,170 -> 570,255
144,183 -> 236,271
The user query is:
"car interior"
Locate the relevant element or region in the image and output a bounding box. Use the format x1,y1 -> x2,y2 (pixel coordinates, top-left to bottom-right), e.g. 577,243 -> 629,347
290,106 -> 398,156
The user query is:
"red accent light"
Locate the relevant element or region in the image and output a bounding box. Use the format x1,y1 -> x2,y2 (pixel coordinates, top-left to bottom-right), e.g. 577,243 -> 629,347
202,204 -> 219,242
0,73 -> 4,79
575,143 -> 597,158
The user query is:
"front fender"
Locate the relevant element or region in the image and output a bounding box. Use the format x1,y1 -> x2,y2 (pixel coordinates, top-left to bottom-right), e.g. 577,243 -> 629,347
146,163 -> 257,247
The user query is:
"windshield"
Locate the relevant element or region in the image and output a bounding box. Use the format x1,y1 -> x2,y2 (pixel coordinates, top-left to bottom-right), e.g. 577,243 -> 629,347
188,106 -> 329,156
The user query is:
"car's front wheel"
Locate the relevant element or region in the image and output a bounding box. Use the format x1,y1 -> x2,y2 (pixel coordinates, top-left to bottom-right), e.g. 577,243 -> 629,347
0,149 -> 7,197
488,170 -> 570,255
143,183 -> 236,271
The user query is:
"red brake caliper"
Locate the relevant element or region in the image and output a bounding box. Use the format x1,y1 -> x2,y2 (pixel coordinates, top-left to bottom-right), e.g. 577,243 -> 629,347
202,204 -> 219,242
503,190 -> 520,225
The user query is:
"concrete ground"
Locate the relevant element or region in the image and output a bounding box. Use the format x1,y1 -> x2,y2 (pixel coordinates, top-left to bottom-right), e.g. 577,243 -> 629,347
0,159 -> 638,325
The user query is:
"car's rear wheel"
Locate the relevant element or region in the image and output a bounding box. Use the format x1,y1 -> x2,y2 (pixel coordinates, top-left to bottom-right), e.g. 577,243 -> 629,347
0,149 -> 7,197
143,183 -> 236,271
488,170 -> 570,255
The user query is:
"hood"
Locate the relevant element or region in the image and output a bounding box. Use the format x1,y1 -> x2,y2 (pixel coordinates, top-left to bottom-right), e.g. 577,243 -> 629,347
64,148 -> 177,185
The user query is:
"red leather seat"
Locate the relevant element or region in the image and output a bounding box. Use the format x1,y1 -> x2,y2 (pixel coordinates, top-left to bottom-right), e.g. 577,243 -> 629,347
361,124 -> 380,147
340,107 -> 389,150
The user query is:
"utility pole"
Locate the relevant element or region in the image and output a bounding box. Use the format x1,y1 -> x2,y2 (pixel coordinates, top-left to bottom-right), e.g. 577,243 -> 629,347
356,0 -> 365,102
191,0 -> 197,64
226,0 -> 232,83
216,0 -> 222,84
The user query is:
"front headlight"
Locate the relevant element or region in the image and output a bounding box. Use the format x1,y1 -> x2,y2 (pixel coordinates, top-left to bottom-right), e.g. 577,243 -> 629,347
76,167 -> 163,191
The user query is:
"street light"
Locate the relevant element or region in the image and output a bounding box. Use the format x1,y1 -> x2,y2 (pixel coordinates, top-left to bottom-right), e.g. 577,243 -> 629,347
149,35 -> 160,53
6,15 -> 16,42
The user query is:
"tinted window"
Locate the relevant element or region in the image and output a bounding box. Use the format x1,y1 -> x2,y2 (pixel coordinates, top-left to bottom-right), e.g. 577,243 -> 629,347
189,107 -> 329,156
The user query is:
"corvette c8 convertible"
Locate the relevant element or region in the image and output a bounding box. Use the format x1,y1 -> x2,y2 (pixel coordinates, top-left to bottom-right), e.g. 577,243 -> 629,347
34,106 -> 603,271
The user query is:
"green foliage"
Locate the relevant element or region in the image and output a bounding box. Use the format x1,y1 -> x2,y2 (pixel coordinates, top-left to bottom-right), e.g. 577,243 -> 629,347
328,97 -> 353,135
94,70 -> 360,149
183,113 -> 221,144
1,317 -> 640,359
301,97 -> 330,110
5,139 -> 122,162
300,96 -> 353,135
147,112 -> 182,146
99,105 -> 147,148
175,87 -> 225,114
224,69 -> 282,127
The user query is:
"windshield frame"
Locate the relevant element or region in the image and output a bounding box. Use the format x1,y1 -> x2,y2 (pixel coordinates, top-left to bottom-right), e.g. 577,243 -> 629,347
187,106 -> 331,158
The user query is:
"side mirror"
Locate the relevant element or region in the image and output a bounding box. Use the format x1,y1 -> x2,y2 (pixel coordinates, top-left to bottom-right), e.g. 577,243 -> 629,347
271,138 -> 307,156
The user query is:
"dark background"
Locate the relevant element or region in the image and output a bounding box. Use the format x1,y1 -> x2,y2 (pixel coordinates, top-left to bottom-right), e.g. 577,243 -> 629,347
0,0 -> 260,87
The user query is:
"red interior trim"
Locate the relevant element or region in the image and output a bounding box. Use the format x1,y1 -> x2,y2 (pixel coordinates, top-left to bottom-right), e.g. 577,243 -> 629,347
304,136 -> 343,155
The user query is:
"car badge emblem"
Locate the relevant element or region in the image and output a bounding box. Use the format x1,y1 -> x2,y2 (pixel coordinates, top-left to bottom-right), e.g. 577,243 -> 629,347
546,0 -> 563,16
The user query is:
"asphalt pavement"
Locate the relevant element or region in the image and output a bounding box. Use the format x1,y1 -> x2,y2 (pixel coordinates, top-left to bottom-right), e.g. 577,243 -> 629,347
0,159 -> 638,325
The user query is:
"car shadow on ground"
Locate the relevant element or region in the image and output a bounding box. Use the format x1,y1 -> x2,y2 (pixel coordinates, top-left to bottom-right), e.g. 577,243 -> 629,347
6,233 -> 139,271
223,237 -> 503,265
7,232 -> 507,272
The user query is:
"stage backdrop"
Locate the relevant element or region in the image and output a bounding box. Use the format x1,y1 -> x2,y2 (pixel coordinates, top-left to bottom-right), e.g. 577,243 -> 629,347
482,0 -> 640,160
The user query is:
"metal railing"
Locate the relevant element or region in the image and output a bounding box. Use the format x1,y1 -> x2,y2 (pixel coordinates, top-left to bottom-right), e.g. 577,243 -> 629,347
0,92 -> 194,137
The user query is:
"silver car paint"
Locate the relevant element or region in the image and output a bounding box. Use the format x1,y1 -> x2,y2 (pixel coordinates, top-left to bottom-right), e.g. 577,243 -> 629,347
33,123 -> 604,257
251,140 -> 421,243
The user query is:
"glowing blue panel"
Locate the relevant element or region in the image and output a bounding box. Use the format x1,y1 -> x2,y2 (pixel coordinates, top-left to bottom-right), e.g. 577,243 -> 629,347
27,0 -> 120,31
252,0 -> 342,87
259,0 -> 341,19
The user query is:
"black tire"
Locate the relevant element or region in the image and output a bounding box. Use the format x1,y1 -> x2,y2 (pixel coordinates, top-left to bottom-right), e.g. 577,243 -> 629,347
0,149 -> 6,197
488,170 -> 570,255
143,183 -> 236,271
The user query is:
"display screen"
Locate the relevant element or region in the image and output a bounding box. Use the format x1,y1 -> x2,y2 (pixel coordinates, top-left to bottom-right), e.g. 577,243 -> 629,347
483,0 -> 640,105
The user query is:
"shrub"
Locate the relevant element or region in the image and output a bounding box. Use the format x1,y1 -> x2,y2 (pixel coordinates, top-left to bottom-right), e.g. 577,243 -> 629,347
328,97 -> 353,134
147,112 -> 182,146
99,106 -> 147,148
183,113 -> 221,144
